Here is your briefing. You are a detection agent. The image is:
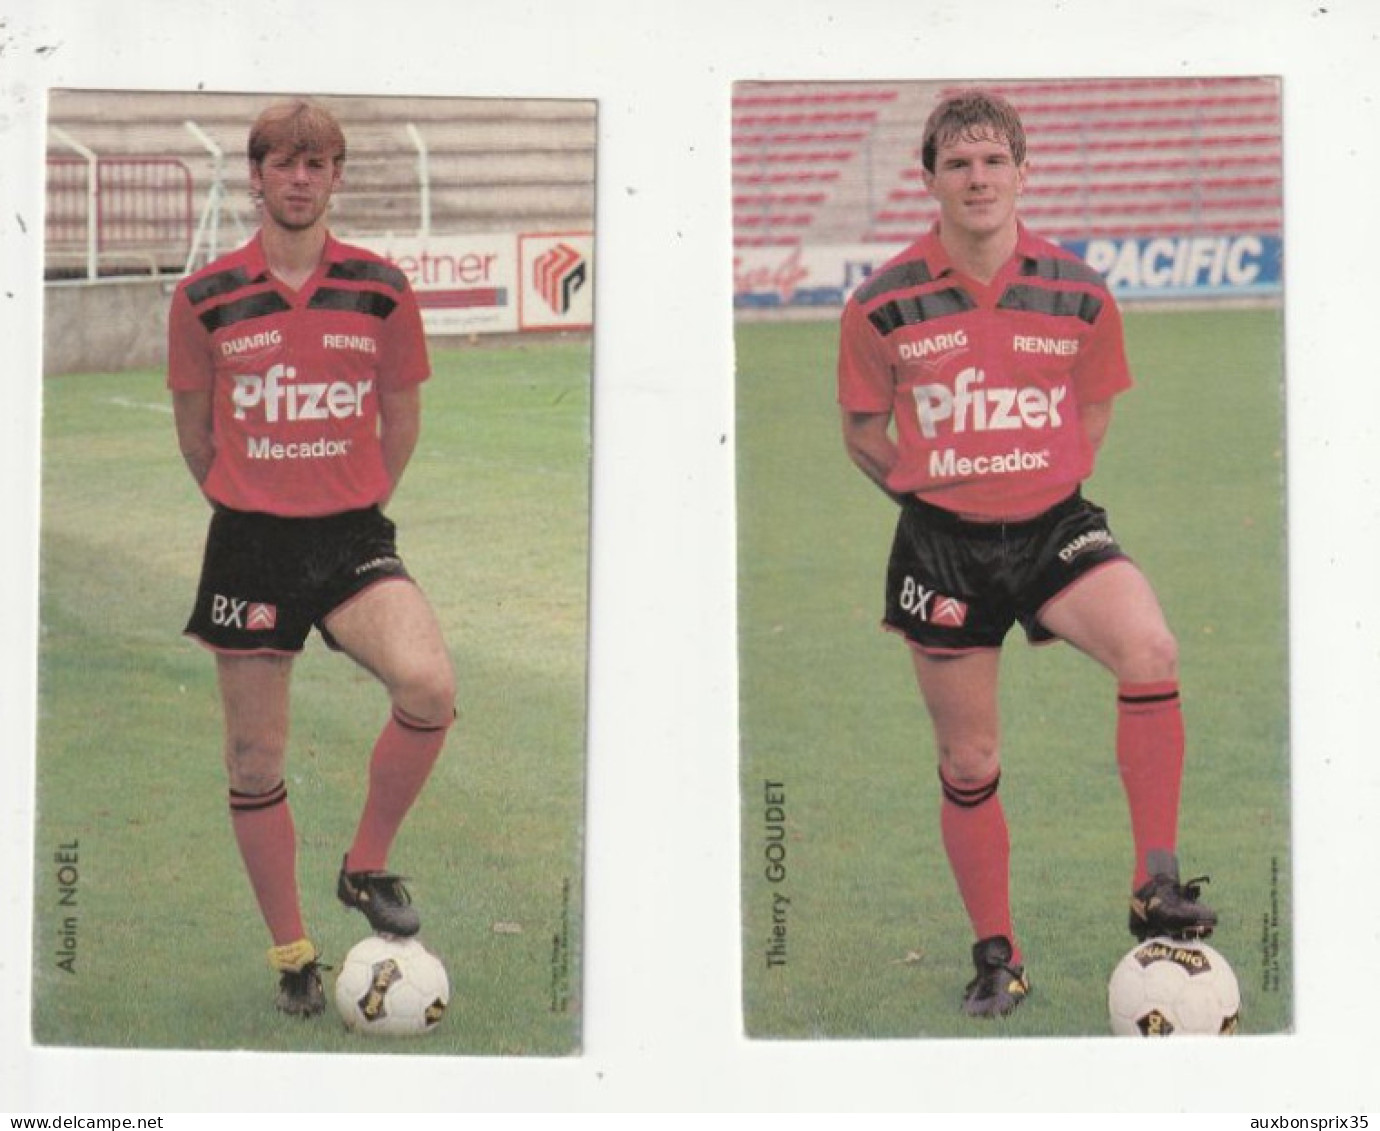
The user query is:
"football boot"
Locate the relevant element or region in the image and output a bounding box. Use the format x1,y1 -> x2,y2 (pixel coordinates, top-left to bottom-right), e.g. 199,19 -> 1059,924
337,855 -> 421,937
268,938 -> 327,1018
961,935 -> 1030,1019
1129,851 -> 1217,941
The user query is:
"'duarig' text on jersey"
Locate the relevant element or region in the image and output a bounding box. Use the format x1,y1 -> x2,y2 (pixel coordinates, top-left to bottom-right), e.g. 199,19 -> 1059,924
837,224 -> 1132,519
168,233 -> 430,517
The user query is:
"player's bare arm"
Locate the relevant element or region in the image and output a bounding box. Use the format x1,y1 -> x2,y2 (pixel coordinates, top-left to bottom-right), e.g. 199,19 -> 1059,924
172,388 -> 216,487
841,408 -> 907,504
379,386 -> 422,502
1080,398 -> 1114,453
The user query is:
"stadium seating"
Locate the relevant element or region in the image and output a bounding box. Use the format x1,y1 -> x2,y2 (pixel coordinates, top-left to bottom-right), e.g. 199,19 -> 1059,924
732,84 -> 899,247
44,91 -> 595,277
731,78 -> 1282,247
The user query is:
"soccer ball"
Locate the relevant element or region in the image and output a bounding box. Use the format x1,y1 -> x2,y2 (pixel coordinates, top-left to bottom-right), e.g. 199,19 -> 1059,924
334,935 -> 449,1036
1108,938 -> 1240,1036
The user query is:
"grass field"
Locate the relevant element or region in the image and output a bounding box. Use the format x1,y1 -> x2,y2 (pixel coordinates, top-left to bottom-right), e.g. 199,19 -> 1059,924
736,308 -> 1291,1039
32,338 -> 590,1056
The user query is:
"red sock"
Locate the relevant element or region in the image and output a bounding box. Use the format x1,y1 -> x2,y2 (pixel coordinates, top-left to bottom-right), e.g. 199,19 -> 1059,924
346,707 -> 452,873
939,768 -> 1018,962
1116,680 -> 1185,887
229,781 -> 305,946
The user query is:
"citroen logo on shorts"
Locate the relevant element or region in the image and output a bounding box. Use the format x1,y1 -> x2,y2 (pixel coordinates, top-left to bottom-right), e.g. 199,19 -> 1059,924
898,576 -> 969,627
210,594 -> 277,631
932,596 -> 969,627
247,602 -> 278,631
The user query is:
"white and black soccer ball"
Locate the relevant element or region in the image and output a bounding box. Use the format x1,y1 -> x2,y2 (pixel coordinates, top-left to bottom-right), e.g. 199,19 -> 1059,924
1108,938 -> 1240,1036
334,935 -> 449,1036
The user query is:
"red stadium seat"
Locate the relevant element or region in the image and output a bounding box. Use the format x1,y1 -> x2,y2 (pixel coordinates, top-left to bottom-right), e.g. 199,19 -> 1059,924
731,78 -> 1281,249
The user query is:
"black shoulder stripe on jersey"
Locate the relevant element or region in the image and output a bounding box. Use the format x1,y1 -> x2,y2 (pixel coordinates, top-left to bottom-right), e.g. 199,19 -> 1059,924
185,266 -> 267,306
852,258 -> 936,305
867,286 -> 976,335
307,287 -> 399,319
327,258 -> 408,292
198,291 -> 292,333
996,283 -> 1103,324
1020,255 -> 1107,289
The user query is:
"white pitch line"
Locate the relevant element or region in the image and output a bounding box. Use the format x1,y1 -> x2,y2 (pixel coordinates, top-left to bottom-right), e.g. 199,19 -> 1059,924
105,396 -> 173,415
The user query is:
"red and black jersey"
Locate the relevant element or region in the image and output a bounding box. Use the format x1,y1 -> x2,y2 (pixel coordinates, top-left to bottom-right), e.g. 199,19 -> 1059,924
838,224 -> 1132,518
168,232 -> 430,517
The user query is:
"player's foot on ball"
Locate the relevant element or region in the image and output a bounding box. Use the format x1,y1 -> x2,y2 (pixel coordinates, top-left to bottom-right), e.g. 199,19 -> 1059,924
268,938 -> 327,1018
337,855 -> 421,937
961,935 -> 1030,1019
1129,853 -> 1217,942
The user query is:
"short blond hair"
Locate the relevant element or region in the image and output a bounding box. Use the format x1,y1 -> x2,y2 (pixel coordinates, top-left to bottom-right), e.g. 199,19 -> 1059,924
247,99 -> 347,167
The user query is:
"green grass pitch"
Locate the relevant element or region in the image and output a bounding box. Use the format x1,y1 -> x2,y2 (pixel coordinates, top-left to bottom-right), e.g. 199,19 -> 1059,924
32,338 -> 590,1055
736,308 -> 1291,1039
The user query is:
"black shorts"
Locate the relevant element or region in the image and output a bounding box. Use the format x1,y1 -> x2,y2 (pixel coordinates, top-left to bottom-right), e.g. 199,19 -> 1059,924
185,505 -> 412,654
883,492 -> 1128,653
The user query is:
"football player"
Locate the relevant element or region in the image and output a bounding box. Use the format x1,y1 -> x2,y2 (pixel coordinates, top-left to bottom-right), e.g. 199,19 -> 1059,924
169,99 -> 456,1015
837,90 -> 1216,1018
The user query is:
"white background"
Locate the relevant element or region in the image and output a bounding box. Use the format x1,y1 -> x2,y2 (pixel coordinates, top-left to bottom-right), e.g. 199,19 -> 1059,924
2,0 -> 1377,1115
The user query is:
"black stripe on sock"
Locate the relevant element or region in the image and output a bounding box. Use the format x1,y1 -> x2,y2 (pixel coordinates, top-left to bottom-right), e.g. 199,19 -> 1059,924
939,769 -> 1001,809
1118,690 -> 1181,706
229,780 -> 287,813
391,706 -> 455,733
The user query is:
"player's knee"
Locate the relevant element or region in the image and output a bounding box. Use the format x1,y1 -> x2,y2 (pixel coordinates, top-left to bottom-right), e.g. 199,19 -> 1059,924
1122,628 -> 1179,683
937,739 -> 1000,786
224,734 -> 287,794
393,666 -> 457,731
